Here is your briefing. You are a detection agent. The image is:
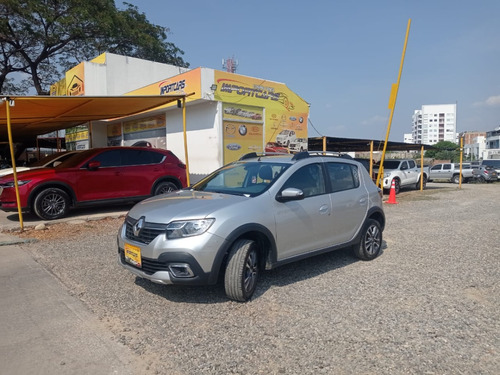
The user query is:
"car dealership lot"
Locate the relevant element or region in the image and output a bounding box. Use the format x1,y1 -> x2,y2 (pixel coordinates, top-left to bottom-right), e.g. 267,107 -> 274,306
2,182 -> 499,374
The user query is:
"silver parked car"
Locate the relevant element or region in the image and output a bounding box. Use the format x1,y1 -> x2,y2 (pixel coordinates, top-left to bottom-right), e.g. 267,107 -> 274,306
117,152 -> 386,301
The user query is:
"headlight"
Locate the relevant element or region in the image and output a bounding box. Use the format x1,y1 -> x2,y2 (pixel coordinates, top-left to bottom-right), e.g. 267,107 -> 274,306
166,219 -> 215,239
384,172 -> 391,178
1,180 -> 31,187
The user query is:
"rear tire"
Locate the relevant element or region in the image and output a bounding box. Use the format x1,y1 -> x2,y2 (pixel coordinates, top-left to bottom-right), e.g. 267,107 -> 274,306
416,175 -> 427,190
224,239 -> 259,302
33,188 -> 70,220
353,219 -> 382,261
451,174 -> 462,184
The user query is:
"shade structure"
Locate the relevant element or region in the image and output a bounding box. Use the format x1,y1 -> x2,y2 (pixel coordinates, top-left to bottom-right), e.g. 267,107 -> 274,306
0,95 -> 190,142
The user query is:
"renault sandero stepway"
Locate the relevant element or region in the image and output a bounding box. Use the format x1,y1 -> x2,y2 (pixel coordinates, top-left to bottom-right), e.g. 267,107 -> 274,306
0,147 -> 187,220
117,152 -> 385,302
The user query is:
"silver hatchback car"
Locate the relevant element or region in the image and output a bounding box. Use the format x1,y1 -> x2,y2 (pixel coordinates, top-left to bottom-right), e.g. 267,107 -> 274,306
117,152 -> 385,301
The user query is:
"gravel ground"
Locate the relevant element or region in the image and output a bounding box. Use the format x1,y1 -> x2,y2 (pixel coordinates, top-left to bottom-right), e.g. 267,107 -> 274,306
16,182 -> 500,374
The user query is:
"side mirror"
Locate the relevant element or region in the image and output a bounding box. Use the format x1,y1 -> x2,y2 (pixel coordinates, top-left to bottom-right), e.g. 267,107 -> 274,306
276,187 -> 304,202
87,161 -> 101,170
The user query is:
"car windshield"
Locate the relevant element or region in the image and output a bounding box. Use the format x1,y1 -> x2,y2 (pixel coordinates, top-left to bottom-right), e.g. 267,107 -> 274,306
54,149 -> 97,168
192,161 -> 290,197
28,152 -> 71,167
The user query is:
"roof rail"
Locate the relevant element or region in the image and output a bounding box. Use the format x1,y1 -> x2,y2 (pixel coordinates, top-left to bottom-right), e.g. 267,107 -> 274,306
239,152 -> 258,160
239,151 -> 290,161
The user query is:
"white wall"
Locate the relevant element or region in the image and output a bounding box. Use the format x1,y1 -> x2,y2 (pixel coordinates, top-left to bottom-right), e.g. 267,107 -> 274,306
166,101 -> 221,177
84,53 -> 189,95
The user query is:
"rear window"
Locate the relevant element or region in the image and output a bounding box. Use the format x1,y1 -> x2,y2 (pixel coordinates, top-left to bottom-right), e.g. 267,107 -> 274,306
482,160 -> 500,168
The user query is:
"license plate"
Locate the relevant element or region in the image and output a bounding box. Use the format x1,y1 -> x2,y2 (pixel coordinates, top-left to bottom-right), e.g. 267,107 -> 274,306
124,243 -> 142,268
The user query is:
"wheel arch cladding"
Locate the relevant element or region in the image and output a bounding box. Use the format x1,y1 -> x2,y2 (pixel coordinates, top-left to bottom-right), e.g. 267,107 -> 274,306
210,223 -> 277,284
29,182 -> 75,209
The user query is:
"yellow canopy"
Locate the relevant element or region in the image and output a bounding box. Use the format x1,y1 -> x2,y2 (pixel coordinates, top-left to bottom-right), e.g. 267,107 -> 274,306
0,94 -> 192,230
0,95 -> 189,142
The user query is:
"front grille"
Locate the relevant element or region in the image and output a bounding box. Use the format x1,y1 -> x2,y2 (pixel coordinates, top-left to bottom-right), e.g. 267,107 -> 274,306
125,216 -> 168,244
119,249 -> 169,275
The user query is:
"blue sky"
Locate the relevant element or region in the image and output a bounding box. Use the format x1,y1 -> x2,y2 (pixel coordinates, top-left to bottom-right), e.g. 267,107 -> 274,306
123,0 -> 499,141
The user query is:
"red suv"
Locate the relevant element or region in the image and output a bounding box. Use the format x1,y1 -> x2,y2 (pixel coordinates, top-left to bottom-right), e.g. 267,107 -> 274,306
0,147 -> 187,220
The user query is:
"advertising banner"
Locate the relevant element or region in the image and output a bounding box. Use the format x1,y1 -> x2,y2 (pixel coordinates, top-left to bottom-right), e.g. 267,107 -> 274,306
214,71 -> 309,160
65,63 -> 85,96
222,103 -> 263,164
127,68 -> 201,103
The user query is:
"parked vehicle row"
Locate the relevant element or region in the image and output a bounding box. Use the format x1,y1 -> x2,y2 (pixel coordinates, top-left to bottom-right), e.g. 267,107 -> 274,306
0,147 -> 187,220
373,159 -> 429,194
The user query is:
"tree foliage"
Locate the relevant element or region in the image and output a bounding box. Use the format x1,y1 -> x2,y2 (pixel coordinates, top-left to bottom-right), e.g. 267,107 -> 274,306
0,0 -> 189,95
424,141 -> 460,162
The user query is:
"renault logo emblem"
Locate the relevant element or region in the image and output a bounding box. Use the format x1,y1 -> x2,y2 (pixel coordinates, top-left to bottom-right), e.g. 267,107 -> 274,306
133,217 -> 145,237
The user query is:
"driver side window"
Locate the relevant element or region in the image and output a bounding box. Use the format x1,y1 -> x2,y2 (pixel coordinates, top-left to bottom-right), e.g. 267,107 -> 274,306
282,164 -> 326,198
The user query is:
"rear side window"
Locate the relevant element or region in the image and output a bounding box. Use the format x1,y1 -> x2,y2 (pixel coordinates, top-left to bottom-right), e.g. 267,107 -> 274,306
326,163 -> 360,192
443,164 -> 452,170
408,160 -> 416,168
121,149 -> 165,166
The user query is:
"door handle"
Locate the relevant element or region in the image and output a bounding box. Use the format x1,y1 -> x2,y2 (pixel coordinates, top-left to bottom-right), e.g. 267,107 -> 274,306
319,204 -> 330,215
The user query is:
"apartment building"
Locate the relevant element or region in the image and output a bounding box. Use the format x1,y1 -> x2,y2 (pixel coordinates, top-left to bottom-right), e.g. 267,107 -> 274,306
411,104 -> 457,145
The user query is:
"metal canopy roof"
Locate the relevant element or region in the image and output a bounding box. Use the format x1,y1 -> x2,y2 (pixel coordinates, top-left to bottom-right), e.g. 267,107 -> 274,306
308,136 -> 434,153
0,95 -> 189,143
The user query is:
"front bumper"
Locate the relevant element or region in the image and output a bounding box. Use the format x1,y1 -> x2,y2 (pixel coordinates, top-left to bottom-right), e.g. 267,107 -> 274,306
117,219 -> 228,286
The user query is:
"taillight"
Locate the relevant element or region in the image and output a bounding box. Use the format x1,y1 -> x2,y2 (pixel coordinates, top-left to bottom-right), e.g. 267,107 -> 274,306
484,170 -> 489,174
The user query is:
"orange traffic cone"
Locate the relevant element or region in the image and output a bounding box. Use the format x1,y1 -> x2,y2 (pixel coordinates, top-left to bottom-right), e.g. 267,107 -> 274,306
386,179 -> 398,204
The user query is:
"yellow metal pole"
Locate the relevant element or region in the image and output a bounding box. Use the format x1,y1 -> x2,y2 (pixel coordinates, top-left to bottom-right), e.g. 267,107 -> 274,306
4,98 -> 24,231
375,19 -> 411,188
420,145 -> 424,190
323,136 -> 326,153
182,97 -> 191,186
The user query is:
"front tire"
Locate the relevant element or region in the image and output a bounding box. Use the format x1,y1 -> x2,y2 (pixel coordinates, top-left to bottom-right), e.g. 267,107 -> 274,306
393,178 -> 401,194
33,188 -> 70,220
224,239 -> 259,302
353,219 -> 382,261
153,181 -> 178,195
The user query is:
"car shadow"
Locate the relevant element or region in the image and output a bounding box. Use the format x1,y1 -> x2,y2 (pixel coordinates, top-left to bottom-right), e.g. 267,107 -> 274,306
134,240 -> 388,304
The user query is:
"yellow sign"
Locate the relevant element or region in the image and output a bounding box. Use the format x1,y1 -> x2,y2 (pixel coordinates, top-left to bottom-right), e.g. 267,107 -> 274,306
123,115 -> 165,134
127,68 -> 201,102
66,63 -> 85,96
215,71 -> 309,163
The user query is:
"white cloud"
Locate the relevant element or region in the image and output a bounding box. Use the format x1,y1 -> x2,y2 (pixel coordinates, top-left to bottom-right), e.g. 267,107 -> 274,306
473,95 -> 500,107
485,95 -> 500,107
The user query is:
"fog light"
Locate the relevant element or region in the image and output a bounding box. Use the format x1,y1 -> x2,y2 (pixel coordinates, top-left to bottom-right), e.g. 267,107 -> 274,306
168,263 -> 194,278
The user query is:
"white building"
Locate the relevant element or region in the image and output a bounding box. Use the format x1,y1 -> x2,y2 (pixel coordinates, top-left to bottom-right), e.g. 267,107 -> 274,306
411,104 -> 457,145
403,133 -> 413,143
484,126 -> 500,159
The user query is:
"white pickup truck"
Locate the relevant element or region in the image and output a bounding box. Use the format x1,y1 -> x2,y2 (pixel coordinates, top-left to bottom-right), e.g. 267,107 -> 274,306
428,163 -> 474,183
374,159 -> 429,194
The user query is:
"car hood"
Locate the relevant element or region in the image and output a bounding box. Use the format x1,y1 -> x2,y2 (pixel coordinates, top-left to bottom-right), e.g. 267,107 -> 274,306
127,189 -> 250,223
0,166 -> 30,177
0,167 -> 56,181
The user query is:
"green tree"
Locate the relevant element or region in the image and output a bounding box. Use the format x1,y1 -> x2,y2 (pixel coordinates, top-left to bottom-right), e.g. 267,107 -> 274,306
424,141 -> 460,162
0,0 -> 189,95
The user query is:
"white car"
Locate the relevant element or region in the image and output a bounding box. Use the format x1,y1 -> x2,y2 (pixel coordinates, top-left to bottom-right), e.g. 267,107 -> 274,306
0,151 -> 79,177
289,138 -> 308,153
276,130 -> 296,147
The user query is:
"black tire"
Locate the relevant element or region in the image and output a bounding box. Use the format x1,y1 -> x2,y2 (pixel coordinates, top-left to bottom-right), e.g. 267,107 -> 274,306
353,219 -> 382,261
451,174 -> 462,184
393,178 -> 401,194
33,188 -> 70,220
224,239 -> 259,302
153,181 -> 178,195
416,175 -> 427,190
477,176 -> 486,183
